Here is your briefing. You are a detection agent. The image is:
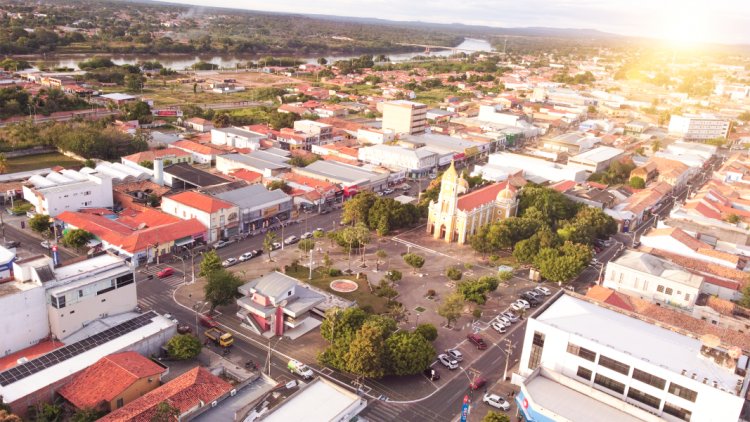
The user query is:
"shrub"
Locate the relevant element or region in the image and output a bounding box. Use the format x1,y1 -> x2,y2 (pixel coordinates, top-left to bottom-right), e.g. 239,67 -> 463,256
446,266 -> 463,281
328,268 -> 343,276
472,309 -> 482,319
426,289 -> 436,297
414,323 -> 438,341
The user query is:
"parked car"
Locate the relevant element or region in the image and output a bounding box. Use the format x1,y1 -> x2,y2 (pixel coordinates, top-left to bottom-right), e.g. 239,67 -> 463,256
534,286 -> 551,296
483,393 -> 510,410
314,228 -> 325,234
320,209 -> 331,215
301,232 -> 313,239
522,291 -> 539,301
446,349 -> 463,362
177,324 -> 192,334
222,258 -> 237,267
214,240 -> 232,249
4,240 -> 20,248
467,334 -> 488,350
239,252 -> 255,262
400,184 -> 411,191
438,354 -> 459,370
283,235 -> 299,245
287,359 -> 314,380
469,376 -> 487,390
383,188 -> 395,195
157,267 -> 174,278
199,313 -> 218,328
512,299 -> 530,311
272,242 -> 282,250
501,312 -> 520,322
423,367 -> 441,381
526,290 -> 542,299
40,240 -> 52,248
496,316 -> 512,326
491,321 -> 507,333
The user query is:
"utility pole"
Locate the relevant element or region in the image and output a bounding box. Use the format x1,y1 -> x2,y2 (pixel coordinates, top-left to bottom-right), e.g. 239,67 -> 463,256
308,243 -> 314,280
502,339 -> 514,382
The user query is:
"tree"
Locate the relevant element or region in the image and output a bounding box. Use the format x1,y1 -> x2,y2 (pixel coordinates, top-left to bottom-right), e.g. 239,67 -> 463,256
726,213 -> 742,224
345,320 -> 387,378
376,249 -> 387,270
34,402 -> 63,422
322,252 -> 333,274
150,401 -> 180,422
199,250 -> 222,277
0,410 -> 21,422
482,411 -> 510,422
263,231 -> 278,260
83,159 -> 96,168
651,140 -> 661,153
212,113 -> 230,128
457,276 -> 499,304
437,292 -> 464,328
385,331 -> 435,376
414,323 -> 438,341
384,269 -> 402,282
342,191 -> 377,225
0,153 -> 7,174
739,285 -> 750,308
513,236 -> 540,264
739,111 -> 750,122
267,180 -> 292,194
139,160 -> 154,169
535,242 -> 592,284
629,176 -> 646,189
403,253 -> 425,274
497,270 -> 513,282
203,269 -> 243,311
29,214 -> 52,234
70,407 -> 105,422
62,229 -> 93,250
298,238 -> 315,254
317,57 -> 328,65
165,334 -> 201,360
445,266 -> 463,281
123,100 -> 150,122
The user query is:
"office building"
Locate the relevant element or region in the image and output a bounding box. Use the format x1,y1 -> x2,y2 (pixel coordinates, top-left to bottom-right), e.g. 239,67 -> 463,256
668,115 -> 730,141
381,100 -> 427,135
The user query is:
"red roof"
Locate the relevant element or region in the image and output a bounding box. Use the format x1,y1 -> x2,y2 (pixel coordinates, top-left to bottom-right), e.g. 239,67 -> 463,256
550,180 -> 577,193
456,181 -> 514,211
165,191 -> 235,214
122,148 -> 191,164
230,169 -> 263,183
99,367 -> 232,422
0,340 -> 64,371
173,140 -> 226,156
57,210 -> 207,253
58,352 -> 166,410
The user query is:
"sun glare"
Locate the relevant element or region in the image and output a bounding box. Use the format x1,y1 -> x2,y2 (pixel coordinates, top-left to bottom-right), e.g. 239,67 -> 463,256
660,5 -> 713,46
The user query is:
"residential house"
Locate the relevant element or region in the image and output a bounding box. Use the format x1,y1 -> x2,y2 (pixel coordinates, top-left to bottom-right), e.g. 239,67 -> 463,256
211,127 -> 264,150
172,140 -> 227,165
640,227 -> 745,270
122,148 -> 192,169
184,117 -> 214,132
162,191 -> 240,243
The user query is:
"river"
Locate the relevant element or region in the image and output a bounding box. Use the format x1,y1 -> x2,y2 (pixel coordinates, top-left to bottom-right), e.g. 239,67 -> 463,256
30,38 -> 493,71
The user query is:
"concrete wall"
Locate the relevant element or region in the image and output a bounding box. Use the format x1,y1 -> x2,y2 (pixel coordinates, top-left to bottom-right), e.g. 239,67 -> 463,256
48,282 -> 137,340
0,283 -> 49,356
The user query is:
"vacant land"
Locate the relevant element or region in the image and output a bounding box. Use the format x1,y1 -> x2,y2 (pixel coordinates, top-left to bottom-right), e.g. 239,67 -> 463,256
7,152 -> 82,173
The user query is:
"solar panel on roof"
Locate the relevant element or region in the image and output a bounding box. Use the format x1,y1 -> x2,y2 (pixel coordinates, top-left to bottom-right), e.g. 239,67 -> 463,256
0,311 -> 158,386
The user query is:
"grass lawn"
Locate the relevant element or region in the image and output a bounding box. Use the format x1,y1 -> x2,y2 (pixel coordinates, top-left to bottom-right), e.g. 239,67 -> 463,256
7,152 -> 82,173
284,264 -> 390,314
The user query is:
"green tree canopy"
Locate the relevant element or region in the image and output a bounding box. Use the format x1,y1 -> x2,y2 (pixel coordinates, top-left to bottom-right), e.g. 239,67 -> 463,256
345,320 -> 388,378
437,292 -> 464,328
165,334 -> 201,360
298,238 -> 315,254
263,231 -> 278,260
534,241 -> 592,283
414,323 -> 438,342
203,269 -> 243,311
403,253 -> 425,273
29,214 -> 52,234
629,176 -> 646,189
62,229 -> 93,250
482,411 -> 511,422
385,331 -> 435,376
199,250 -> 222,277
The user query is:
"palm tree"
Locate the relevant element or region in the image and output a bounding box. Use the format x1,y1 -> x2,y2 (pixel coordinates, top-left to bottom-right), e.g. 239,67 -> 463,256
263,231 -> 278,261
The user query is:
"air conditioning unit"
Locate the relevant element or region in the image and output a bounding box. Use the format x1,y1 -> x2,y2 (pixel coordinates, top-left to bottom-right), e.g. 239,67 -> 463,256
230,389 -> 237,397
211,401 -> 217,408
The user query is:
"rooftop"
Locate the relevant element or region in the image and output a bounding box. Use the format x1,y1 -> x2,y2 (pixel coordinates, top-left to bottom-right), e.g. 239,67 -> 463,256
609,250 -> 704,288
165,191 -> 235,214
569,146 -> 625,164
456,181 -> 515,212
538,294 -> 744,390
164,163 -> 229,188
301,161 -> 385,185
211,184 -> 290,210
259,378 -> 364,422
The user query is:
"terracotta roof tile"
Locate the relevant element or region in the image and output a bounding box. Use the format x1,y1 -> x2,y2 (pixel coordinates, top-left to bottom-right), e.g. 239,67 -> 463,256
165,191 -> 235,214
229,169 -> 263,183
122,148 -> 191,164
58,352 -> 165,410
173,140 -> 226,156
0,340 -> 64,371
456,181 -> 514,211
99,367 -> 232,422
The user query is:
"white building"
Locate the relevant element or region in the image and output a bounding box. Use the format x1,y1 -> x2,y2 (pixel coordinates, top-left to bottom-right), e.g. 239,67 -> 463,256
668,115 -> 730,141
161,191 -> 240,243
357,127 -> 395,145
515,294 -> 748,422
211,127 -> 264,150
254,377 -> 366,422
293,120 -> 333,144
0,268 -> 47,356
23,168 -> 114,217
568,146 -> 625,174
603,250 -> 703,309
474,152 -> 589,183
357,144 -> 438,177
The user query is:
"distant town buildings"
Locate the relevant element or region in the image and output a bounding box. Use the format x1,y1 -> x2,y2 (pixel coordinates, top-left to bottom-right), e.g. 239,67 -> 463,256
668,114 -> 730,141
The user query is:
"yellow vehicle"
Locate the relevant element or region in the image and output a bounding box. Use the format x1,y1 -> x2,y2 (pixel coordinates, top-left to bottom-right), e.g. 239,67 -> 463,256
204,328 -> 234,347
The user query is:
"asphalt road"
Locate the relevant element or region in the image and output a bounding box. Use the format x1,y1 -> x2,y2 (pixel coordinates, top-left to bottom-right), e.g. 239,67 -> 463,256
1,220 -> 77,261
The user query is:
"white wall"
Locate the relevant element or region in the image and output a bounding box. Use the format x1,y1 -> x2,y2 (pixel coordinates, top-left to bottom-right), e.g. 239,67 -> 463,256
0,284 -> 48,356
161,197 -> 214,241
603,262 -> 700,309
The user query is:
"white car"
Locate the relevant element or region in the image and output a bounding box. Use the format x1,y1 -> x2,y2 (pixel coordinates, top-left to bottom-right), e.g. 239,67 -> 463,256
501,312 -> 520,322
483,393 -> 511,410
283,235 -> 299,245
534,286 -> 552,296
239,252 -> 255,262
491,321 -> 507,333
300,232 -> 313,239
438,354 -> 458,370
446,349 -> 463,362
221,258 -> 237,267
496,316 -> 512,326
511,299 -> 530,311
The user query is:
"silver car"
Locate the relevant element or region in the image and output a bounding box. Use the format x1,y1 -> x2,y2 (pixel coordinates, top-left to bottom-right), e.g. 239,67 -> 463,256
438,354 -> 459,370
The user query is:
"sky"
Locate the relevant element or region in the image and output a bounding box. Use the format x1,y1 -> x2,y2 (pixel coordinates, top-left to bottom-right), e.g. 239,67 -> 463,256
159,0 -> 750,45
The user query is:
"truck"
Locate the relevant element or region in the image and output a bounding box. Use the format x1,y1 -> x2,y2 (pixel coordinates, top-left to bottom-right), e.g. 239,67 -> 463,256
287,359 -> 314,379
204,328 -> 234,348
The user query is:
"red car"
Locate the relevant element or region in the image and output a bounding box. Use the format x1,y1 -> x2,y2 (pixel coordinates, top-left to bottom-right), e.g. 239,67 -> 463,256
467,333 -> 488,350
157,267 -> 174,278
469,376 -> 487,390
199,314 -> 218,328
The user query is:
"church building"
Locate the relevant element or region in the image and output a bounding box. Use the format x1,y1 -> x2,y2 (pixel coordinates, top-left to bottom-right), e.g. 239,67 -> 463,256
427,162 -> 518,244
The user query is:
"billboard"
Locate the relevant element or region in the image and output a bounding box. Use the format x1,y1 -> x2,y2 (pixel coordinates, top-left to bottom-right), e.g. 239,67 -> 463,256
152,109 -> 183,117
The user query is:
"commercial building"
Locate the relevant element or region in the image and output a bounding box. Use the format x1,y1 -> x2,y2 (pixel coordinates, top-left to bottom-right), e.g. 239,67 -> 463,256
236,271 -> 325,337
514,294 -> 748,422
202,183 -> 294,233
0,311 -> 175,417
23,168 -> 114,217
293,120 -> 333,144
381,100 -> 427,135
257,378 -> 366,422
668,114 -> 730,141
568,146 -> 626,174
427,162 -> 517,244
357,144 -> 438,177
162,191 -> 240,243
294,161 -> 389,194
216,151 -> 290,178
542,132 -> 600,154
211,127 -> 264,150
474,152 -> 589,183
172,140 -> 227,165
162,162 -> 229,189
121,148 -> 192,169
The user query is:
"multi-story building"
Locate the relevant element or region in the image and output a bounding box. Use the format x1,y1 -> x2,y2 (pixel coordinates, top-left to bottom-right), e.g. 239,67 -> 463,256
201,183 -> 294,234
668,114 -> 730,141
23,169 -> 114,217
515,293 -> 749,422
381,100 -> 427,135
293,120 -> 333,144
210,127 -> 264,150
161,191 -> 240,243
357,144 -> 438,178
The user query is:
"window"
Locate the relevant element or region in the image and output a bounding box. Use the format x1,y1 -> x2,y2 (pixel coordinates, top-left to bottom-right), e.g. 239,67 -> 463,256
665,287 -> 673,295
115,273 -> 134,288
599,355 -> 630,375
627,387 -> 661,409
594,374 -> 625,394
657,285 -> 665,293
51,295 -> 66,309
528,331 -> 545,370
685,293 -> 690,301
632,368 -> 666,389
668,382 -> 697,402
566,343 -> 596,362
78,289 -> 84,298
576,366 -> 592,381
116,398 -> 124,408
663,402 -> 692,421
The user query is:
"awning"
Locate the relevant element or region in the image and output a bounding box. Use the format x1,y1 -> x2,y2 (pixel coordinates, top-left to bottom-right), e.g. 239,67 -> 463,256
175,237 -> 195,247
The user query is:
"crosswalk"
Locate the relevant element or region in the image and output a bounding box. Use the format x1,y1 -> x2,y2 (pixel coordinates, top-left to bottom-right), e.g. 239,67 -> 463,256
136,266 -> 185,312
360,400 -> 450,422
